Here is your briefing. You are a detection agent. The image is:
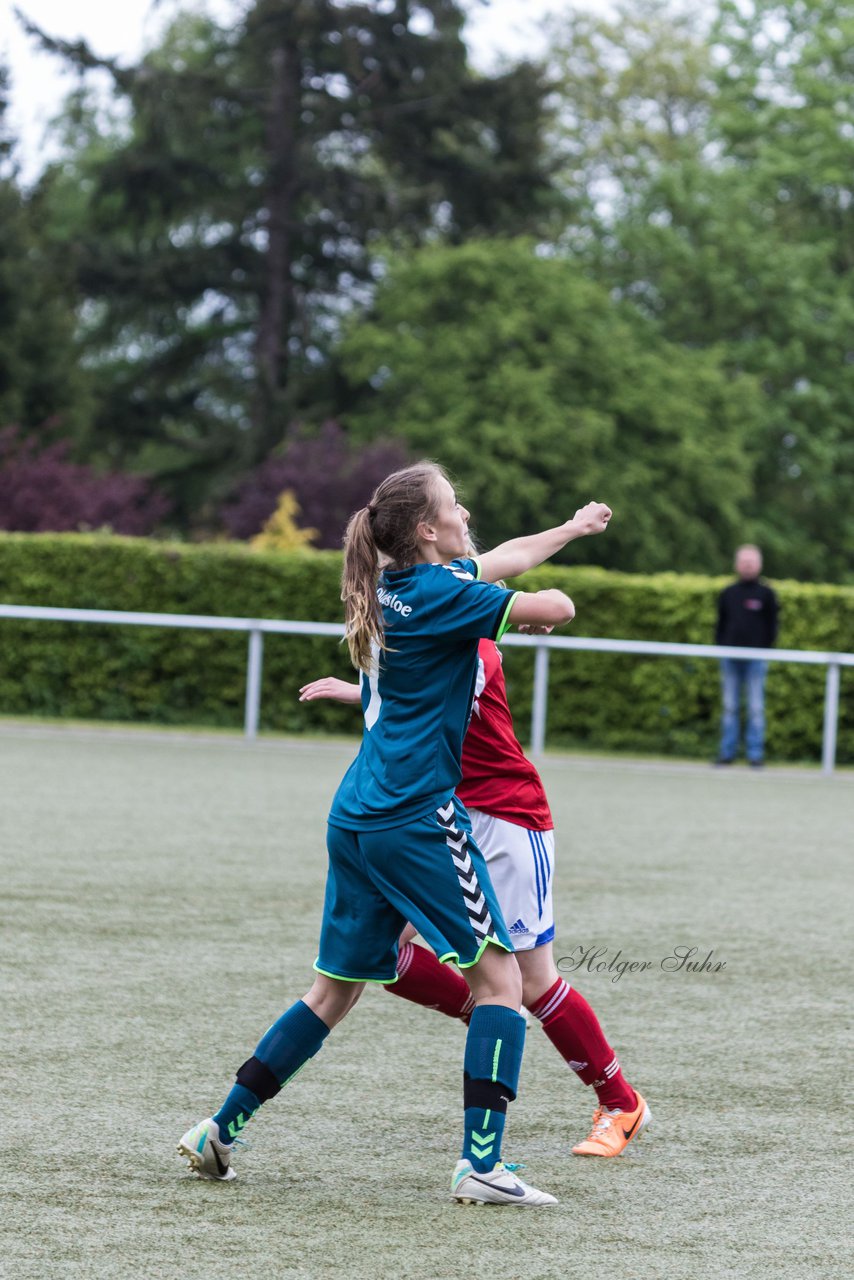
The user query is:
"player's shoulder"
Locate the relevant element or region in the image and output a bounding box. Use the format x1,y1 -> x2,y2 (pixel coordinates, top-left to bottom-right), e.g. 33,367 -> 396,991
418,558 -> 480,595
445,556 -> 479,583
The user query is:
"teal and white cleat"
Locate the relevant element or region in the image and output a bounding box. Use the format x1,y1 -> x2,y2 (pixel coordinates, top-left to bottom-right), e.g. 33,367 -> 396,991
451,1159 -> 557,1207
177,1117 -> 236,1182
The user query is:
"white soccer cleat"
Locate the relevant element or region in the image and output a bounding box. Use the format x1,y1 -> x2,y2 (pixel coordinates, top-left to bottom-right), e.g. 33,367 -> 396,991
177,1117 -> 237,1181
451,1159 -> 557,1207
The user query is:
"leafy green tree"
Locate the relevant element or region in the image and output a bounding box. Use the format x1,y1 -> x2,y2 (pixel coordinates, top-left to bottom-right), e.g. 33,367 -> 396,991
713,0 -> 853,257
546,0 -> 854,580
708,0 -> 854,580
20,1 -> 560,522
339,239 -> 765,573
546,0 -> 716,225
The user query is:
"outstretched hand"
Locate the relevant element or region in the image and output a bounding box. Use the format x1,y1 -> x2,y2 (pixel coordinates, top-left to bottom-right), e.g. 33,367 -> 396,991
299,676 -> 361,704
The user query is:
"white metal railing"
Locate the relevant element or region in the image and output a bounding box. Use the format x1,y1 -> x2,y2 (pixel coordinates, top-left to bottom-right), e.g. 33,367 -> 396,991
0,603 -> 851,773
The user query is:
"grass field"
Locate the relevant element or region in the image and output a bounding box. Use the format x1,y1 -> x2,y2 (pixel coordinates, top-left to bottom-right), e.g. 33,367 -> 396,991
2,723 -> 851,1280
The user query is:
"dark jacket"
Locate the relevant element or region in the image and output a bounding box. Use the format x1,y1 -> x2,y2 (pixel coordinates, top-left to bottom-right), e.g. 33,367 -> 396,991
715,579 -> 779,649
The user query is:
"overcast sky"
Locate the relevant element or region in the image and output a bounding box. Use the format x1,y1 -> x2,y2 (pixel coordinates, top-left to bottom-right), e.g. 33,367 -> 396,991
1,0 -> 617,183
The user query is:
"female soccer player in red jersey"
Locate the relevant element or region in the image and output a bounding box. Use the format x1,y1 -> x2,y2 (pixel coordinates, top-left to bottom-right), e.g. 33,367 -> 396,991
301,506 -> 651,1159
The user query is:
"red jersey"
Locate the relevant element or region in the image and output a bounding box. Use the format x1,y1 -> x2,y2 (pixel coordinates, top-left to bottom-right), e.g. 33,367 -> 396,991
457,639 -> 553,830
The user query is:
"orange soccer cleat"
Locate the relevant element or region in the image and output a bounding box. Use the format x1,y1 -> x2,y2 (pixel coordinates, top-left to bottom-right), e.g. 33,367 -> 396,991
572,1091 -> 652,1157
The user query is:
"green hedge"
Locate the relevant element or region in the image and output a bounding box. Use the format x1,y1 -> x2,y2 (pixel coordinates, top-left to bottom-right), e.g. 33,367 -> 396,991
0,534 -> 852,762
0,535 -> 356,737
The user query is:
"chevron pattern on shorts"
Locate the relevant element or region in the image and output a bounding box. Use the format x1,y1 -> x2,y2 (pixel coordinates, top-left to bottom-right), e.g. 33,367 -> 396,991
436,802 -> 495,941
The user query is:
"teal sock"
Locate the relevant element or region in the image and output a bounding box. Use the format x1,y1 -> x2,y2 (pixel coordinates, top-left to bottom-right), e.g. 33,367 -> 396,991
463,1104 -> 507,1172
254,1000 -> 329,1081
213,1084 -> 260,1143
213,1000 -> 330,1141
461,1004 -> 526,1172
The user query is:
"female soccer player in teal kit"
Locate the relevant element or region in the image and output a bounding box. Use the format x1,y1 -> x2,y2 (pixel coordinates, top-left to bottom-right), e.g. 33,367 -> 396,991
178,462 -> 581,1205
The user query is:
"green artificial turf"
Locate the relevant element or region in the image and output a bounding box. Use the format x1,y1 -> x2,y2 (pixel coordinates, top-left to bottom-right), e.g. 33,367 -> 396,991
1,725 -> 850,1279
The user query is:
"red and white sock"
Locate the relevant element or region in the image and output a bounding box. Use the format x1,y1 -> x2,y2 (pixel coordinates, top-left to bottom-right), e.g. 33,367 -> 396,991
384,942 -> 475,1023
528,978 -> 636,1112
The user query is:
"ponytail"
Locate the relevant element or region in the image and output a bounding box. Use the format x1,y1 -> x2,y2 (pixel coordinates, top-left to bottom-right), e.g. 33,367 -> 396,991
341,460 -> 448,673
342,507 -> 384,672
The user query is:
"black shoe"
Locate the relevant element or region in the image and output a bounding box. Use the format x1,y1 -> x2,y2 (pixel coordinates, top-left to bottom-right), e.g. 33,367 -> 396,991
749,759 -> 764,769
714,757 -> 735,767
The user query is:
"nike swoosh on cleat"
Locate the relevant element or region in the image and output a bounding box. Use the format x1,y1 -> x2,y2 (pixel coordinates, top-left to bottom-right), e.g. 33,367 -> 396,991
470,1176 -> 526,1197
211,1147 -> 229,1177
622,1114 -> 642,1141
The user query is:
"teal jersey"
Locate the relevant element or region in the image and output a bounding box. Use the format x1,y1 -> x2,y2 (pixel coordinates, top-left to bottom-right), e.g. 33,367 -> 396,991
329,558 -> 518,831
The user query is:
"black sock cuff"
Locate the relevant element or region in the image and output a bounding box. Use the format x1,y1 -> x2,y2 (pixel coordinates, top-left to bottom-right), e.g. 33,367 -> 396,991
236,1055 -> 281,1102
463,1074 -> 513,1112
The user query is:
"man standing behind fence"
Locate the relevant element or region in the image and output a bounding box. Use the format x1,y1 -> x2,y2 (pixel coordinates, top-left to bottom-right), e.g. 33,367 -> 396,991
715,545 -> 779,768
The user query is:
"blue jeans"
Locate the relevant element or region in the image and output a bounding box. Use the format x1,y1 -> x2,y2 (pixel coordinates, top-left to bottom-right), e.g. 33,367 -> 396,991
719,658 -> 768,762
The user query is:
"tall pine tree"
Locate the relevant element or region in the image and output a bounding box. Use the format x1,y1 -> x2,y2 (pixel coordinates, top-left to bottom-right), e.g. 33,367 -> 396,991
22,1 -> 560,521
0,63 -> 88,436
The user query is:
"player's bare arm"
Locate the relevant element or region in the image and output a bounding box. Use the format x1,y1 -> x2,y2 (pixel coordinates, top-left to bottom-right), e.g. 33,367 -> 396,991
478,502 -> 612,583
508,589 -> 575,628
299,677 -> 361,704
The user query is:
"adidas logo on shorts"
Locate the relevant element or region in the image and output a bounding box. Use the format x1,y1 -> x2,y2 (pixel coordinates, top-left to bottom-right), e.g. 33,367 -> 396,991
509,918 -> 528,935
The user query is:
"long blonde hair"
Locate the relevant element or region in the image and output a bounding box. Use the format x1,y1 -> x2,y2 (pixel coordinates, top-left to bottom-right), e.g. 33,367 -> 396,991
342,462 -> 448,672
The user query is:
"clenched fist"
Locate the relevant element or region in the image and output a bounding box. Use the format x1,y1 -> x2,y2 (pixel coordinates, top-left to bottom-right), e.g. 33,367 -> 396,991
571,502 -> 612,535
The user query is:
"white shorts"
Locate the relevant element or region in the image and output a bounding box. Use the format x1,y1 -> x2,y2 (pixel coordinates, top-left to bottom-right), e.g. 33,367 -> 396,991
467,810 -> 555,952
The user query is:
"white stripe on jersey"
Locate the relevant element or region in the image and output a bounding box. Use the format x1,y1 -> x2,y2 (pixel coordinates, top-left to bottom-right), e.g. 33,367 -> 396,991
362,647 -> 382,730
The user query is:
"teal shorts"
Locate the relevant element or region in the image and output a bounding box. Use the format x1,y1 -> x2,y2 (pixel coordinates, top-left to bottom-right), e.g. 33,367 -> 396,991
316,796 -> 513,983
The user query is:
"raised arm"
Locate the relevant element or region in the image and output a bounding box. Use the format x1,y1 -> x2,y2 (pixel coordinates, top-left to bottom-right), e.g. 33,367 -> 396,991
477,501 -> 612,583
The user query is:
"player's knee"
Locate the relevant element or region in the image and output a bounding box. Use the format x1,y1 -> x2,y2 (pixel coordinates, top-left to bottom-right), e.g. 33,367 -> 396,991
467,947 -> 522,1009
304,975 -> 364,1027
502,960 -> 523,1010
